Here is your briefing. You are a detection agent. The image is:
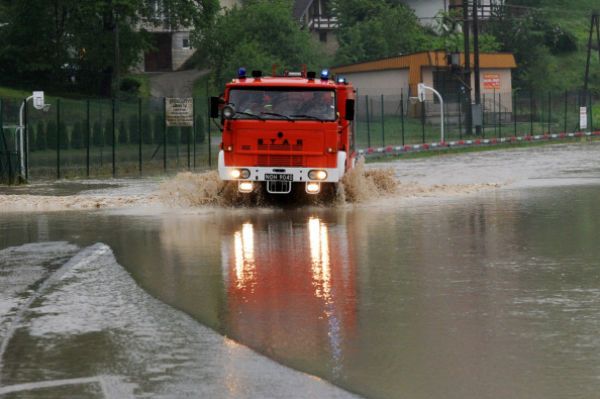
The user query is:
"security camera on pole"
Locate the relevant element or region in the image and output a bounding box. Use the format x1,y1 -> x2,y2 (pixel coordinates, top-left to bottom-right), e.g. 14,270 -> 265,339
417,83 -> 445,144
18,91 -> 51,180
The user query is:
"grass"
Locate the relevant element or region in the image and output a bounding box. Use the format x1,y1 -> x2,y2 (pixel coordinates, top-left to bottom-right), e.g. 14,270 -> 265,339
365,136 -> 600,163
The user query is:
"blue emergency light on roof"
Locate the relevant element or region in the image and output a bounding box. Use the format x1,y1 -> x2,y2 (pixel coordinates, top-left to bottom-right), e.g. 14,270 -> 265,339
238,67 -> 246,78
337,76 -> 347,84
320,69 -> 330,80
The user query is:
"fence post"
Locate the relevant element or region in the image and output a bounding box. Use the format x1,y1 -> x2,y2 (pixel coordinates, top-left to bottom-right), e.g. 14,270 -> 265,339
513,91 -> 517,136
163,97 -> 167,172
400,89 -> 405,146
112,98 -> 116,178
458,89 -> 463,140
86,100 -> 90,177
421,100 -> 425,144
564,90 -> 568,133
530,89 -> 534,135
193,97 -> 196,169
365,95 -> 371,148
549,91 -> 554,133
590,92 -> 594,132
499,92 -> 502,139
482,93 -> 486,138
56,99 -> 61,179
380,94 -> 385,146
207,95 -> 212,168
23,99 -> 29,180
138,98 -> 142,175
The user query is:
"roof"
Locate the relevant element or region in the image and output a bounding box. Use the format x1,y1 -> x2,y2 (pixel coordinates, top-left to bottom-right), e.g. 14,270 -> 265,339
293,0 -> 314,19
332,51 -> 517,74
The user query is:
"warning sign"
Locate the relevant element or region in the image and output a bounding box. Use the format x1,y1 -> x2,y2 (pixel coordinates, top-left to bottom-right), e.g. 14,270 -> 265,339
166,98 -> 193,127
483,74 -> 501,90
580,107 -> 588,130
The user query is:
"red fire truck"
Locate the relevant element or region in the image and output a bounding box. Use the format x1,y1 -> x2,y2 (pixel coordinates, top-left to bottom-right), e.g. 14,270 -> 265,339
210,68 -> 356,195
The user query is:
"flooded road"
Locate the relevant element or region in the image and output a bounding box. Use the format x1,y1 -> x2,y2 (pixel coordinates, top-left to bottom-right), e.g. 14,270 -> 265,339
2,143 -> 600,398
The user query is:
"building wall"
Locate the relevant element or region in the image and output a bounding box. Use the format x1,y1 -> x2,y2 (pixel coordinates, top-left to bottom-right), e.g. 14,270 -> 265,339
171,31 -> 194,71
342,70 -> 410,96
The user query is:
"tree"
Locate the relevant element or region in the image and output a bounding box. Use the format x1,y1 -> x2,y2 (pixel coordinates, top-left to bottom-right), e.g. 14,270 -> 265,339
0,0 -> 219,95
332,0 -> 430,65
196,0 -> 325,87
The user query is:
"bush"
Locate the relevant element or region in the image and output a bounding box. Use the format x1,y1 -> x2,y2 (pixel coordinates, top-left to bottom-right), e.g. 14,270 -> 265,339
195,114 -> 205,143
118,119 -> 128,144
92,121 -> 103,147
71,121 -> 84,149
119,77 -> 141,94
142,113 -> 153,144
153,114 -> 164,144
129,115 -> 140,144
35,121 -> 46,150
104,119 -> 114,146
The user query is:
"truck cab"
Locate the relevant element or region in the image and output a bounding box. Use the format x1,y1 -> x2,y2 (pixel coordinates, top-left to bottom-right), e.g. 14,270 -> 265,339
212,69 -> 355,195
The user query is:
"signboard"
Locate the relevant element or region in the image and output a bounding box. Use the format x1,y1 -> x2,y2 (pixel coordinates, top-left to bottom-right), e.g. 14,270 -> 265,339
166,98 -> 193,127
580,106 -> 588,130
483,73 -> 501,90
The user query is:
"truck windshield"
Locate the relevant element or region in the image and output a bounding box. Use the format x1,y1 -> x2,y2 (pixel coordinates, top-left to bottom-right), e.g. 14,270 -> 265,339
228,88 -> 336,121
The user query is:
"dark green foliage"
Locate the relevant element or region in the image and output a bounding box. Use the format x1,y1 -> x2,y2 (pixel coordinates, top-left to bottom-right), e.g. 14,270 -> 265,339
0,0 -> 219,95
129,115 -> 140,144
195,114 -> 205,143
181,127 -> 192,145
120,78 -> 141,95
167,127 -> 179,145
46,121 -> 57,149
104,119 -> 114,146
332,0 -> 429,65
118,119 -> 128,144
92,121 -> 104,147
59,122 -> 69,149
71,121 -> 84,149
35,121 -> 46,150
142,113 -> 153,144
197,0 -> 325,87
153,114 -> 164,144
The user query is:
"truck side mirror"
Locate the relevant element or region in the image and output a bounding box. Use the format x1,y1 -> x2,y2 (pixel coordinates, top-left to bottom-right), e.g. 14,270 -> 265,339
210,97 -> 220,118
345,99 -> 355,121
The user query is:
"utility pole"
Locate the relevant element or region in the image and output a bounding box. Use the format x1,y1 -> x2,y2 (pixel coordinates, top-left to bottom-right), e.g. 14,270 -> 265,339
583,12 -> 599,96
472,0 -> 482,135
113,9 -> 120,98
462,0 -> 473,135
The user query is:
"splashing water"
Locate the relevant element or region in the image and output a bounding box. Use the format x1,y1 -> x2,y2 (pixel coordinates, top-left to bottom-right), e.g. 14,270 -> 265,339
159,160 -> 398,208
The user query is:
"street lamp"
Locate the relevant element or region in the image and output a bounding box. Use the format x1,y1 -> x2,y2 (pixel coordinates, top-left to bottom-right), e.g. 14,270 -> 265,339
19,91 -> 51,178
417,83 -> 445,143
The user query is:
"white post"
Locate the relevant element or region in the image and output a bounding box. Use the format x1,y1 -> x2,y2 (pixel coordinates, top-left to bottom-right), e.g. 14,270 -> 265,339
18,91 -> 49,179
418,83 -> 445,143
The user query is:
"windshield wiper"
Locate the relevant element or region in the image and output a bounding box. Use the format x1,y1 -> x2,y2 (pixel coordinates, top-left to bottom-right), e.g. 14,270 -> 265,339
261,112 -> 295,121
235,111 -> 264,120
290,114 -> 325,122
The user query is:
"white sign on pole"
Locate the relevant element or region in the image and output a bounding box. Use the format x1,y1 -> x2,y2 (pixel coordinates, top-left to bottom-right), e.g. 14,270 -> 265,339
32,91 -> 45,110
580,106 -> 588,130
417,83 -> 426,102
166,98 -> 194,127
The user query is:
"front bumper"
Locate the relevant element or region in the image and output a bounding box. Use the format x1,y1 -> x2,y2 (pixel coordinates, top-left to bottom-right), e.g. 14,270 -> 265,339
218,151 -> 347,183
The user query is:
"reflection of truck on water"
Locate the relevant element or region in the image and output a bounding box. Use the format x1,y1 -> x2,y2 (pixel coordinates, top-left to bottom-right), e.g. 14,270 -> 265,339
210,68 -> 356,196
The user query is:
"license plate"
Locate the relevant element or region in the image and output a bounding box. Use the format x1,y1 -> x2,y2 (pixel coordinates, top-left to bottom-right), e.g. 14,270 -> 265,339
265,173 -> 293,181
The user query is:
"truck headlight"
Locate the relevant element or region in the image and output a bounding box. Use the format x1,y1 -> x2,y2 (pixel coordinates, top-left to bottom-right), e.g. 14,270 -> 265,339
239,181 -> 254,193
222,105 -> 236,119
230,169 -> 250,179
308,170 -> 327,180
306,182 -> 321,194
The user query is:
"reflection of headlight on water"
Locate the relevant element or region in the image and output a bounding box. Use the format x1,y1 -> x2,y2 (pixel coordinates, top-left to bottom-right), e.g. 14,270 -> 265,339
308,218 -> 331,300
233,223 -> 256,288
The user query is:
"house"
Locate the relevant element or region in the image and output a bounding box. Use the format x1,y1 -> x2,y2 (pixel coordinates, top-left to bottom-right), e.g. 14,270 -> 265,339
403,0 -> 504,25
295,0 -> 338,54
331,51 -> 517,118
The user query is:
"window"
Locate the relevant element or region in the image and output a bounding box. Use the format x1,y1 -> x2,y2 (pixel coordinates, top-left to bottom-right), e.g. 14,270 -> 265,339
182,38 -> 190,49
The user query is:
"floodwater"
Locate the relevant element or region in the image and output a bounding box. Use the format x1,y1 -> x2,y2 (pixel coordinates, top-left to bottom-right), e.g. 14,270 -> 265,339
2,143 -> 600,398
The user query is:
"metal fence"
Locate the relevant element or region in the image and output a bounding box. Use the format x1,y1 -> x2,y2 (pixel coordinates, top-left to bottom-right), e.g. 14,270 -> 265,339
353,89 -> 600,148
1,96 -> 215,183
2,89 -> 600,183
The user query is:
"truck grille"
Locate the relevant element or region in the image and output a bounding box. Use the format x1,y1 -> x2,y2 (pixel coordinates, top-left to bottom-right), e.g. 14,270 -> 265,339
257,155 -> 304,167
